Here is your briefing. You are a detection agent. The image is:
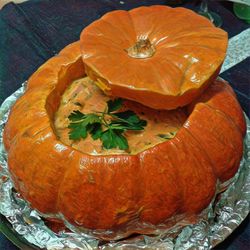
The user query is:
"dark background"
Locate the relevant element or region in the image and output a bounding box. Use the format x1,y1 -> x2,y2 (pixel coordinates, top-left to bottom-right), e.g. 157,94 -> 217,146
0,0 -> 249,249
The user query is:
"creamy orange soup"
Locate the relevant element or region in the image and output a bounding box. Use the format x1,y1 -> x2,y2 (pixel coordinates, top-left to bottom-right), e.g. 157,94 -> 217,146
54,77 -> 188,155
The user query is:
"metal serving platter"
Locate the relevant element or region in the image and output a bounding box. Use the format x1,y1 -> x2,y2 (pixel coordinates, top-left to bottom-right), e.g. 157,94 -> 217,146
0,83 -> 250,250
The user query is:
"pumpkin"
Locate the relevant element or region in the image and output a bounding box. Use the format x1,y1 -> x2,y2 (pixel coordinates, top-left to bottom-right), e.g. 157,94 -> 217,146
80,5 -> 228,110
3,41 -> 246,239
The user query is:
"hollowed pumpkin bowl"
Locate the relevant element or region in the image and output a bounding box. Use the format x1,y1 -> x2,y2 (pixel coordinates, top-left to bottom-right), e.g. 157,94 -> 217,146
3,41 -> 246,239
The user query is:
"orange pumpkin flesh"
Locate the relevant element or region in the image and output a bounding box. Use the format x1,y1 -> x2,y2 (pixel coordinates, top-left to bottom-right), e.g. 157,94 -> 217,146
3,41 -> 246,237
80,5 -> 228,110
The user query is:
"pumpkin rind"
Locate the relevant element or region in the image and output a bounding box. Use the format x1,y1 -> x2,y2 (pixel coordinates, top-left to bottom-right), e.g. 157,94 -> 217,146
3,42 -> 245,237
185,103 -> 243,182
80,5 -> 228,109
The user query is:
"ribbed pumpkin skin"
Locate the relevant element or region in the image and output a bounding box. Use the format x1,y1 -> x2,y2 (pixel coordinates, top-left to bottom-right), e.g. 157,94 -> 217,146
80,5 -> 228,110
3,42 -> 246,237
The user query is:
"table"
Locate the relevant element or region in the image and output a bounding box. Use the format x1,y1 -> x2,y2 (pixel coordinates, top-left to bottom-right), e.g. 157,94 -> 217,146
0,0 -> 249,249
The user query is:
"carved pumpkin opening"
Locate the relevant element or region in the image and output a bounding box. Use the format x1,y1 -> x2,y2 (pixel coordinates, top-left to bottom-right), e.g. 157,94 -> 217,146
54,76 -> 188,155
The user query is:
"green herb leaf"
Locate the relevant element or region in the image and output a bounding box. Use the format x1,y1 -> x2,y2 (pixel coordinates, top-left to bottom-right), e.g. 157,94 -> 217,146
68,111 -> 101,140
101,129 -> 128,150
85,114 -> 101,125
68,99 -> 146,150
90,123 -> 103,140
109,121 -> 145,131
68,110 -> 85,122
68,123 -> 87,140
113,110 -> 140,123
158,131 -> 177,140
107,98 -> 123,113
111,110 -> 147,130
74,102 -> 83,107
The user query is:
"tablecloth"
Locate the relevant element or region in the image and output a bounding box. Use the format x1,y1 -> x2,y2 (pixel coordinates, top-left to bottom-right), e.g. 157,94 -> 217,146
0,0 -> 249,249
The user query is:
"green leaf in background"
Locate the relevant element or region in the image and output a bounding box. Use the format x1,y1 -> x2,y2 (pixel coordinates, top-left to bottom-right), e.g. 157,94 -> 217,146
229,0 -> 250,7
233,3 -> 250,23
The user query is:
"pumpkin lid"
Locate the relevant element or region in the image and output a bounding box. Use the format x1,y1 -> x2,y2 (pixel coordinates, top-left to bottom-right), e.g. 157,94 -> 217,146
80,5 -> 228,110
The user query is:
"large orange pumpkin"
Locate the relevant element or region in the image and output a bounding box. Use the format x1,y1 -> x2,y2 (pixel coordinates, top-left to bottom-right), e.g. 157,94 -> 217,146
80,5 -> 228,110
3,41 -> 246,238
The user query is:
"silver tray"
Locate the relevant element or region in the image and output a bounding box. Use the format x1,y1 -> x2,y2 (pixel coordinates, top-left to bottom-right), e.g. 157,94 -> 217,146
0,83 -> 250,250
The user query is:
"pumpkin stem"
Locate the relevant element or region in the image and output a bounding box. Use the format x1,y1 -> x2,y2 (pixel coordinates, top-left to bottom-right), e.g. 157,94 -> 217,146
126,38 -> 155,59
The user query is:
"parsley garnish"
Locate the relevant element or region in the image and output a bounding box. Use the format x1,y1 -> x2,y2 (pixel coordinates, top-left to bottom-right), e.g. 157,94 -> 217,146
158,131 -> 177,140
68,98 -> 147,150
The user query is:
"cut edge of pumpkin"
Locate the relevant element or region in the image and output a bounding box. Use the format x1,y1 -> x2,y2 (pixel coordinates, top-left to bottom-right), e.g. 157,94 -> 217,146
80,5 -> 228,110
83,61 -> 222,110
